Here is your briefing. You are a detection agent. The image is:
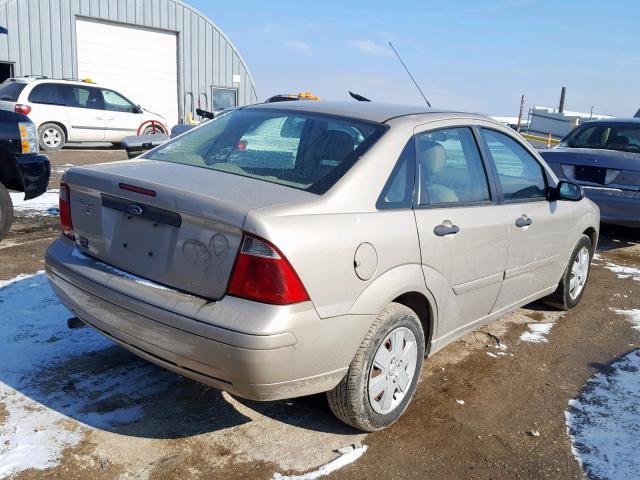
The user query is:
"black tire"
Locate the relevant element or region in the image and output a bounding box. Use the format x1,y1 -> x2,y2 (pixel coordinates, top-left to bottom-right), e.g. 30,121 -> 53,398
327,302 -> 425,431
39,123 -> 66,151
0,183 -> 14,242
143,124 -> 166,135
543,234 -> 593,310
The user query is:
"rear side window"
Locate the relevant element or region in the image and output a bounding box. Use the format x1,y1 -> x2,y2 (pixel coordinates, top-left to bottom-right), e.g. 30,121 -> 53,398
417,127 -> 491,206
67,86 -> 104,110
148,108 -> 388,194
480,129 -> 547,201
0,80 -> 27,101
28,83 -> 68,105
377,140 -> 415,209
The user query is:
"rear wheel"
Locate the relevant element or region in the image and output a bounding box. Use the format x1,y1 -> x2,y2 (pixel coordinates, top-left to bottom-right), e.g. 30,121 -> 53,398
327,302 -> 425,431
39,123 -> 66,151
544,234 -> 593,310
0,183 -> 14,242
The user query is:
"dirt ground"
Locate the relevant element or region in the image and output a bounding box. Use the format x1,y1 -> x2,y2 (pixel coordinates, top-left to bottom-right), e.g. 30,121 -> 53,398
1,149 -> 639,479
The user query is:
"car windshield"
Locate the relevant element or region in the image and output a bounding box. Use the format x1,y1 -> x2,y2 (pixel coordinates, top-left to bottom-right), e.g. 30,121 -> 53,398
562,122 -> 640,154
147,108 -> 388,194
0,80 -> 27,102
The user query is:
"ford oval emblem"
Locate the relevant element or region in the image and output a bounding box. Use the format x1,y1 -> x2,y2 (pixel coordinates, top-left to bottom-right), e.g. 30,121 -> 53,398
128,204 -> 143,215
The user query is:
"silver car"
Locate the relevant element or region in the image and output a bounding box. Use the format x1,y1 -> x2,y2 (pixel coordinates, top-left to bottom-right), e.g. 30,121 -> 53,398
45,102 -> 599,431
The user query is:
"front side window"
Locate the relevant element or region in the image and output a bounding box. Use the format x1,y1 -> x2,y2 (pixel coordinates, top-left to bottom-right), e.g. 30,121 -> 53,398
480,129 -> 547,201
67,86 -> 104,110
102,89 -> 135,113
28,83 -> 67,105
147,108 -> 387,194
417,127 -> 491,206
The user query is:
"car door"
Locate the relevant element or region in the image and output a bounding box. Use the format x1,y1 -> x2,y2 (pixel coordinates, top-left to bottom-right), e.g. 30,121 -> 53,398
412,125 -> 509,344
101,89 -> 141,142
63,84 -> 106,141
477,128 -> 572,312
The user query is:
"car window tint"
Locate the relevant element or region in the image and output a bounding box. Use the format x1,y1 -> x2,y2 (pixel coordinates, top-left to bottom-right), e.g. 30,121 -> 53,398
28,83 -> 67,105
148,109 -> 387,195
377,140 -> 415,209
0,80 -> 27,102
565,123 -> 640,153
102,90 -> 134,112
67,86 -> 104,110
480,129 -> 547,201
417,127 -> 490,206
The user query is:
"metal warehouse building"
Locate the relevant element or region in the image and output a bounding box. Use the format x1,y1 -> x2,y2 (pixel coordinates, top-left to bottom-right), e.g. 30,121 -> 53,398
0,0 -> 258,126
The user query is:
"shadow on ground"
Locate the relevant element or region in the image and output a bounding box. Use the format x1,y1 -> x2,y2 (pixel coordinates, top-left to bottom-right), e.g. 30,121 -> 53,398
0,273 -> 356,442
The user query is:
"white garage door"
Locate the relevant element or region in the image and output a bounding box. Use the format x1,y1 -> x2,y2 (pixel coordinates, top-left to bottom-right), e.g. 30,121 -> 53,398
76,19 -> 179,127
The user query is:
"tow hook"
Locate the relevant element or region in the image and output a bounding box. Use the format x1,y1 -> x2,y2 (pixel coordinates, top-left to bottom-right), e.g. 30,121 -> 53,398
67,317 -> 87,330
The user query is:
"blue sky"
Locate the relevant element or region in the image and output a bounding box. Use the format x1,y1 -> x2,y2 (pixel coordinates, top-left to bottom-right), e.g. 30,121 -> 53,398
191,0 -> 639,117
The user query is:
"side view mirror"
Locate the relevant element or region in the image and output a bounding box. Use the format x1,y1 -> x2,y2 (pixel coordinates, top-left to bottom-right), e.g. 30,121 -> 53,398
133,105 -> 143,114
554,181 -> 583,201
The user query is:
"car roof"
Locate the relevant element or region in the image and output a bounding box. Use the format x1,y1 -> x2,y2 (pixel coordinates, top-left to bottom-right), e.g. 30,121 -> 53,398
242,100 -> 492,124
579,117 -> 640,125
10,77 -> 99,87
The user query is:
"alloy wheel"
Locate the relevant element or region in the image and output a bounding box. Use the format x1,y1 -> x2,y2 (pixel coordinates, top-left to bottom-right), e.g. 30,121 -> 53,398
569,246 -> 590,300
368,326 -> 418,415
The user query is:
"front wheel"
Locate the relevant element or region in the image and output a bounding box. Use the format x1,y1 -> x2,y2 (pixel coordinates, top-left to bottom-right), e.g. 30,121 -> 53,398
39,123 -> 66,151
0,183 -> 14,242
544,234 -> 593,310
327,302 -> 425,431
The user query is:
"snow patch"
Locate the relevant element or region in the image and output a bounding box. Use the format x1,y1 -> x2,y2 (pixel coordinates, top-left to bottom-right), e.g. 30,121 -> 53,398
520,323 -> 554,343
9,190 -> 60,216
565,349 -> 640,480
0,273 -> 176,476
272,445 -> 368,480
611,309 -> 640,331
603,262 -> 640,282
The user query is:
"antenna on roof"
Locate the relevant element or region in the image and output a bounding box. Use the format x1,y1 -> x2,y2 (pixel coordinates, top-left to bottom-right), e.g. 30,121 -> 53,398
388,41 -> 431,107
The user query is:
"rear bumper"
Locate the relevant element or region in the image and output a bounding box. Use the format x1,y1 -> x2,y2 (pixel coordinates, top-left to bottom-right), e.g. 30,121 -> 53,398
581,187 -> 640,227
45,237 -> 373,400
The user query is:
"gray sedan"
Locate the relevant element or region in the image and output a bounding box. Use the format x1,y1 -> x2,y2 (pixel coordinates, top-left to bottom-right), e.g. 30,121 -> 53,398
540,118 -> 640,227
45,102 -> 599,431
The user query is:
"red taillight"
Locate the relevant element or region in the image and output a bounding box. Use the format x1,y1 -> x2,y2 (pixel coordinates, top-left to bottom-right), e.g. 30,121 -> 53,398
236,140 -> 247,150
59,183 -> 74,240
15,104 -> 32,115
227,234 -> 310,305
119,183 -> 157,197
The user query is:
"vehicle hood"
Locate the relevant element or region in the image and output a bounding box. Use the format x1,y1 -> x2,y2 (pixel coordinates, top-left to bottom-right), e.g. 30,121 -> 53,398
539,147 -> 640,172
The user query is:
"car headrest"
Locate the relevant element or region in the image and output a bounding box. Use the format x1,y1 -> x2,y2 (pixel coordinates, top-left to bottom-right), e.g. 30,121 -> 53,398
419,139 -> 447,175
323,130 -> 355,161
608,135 -> 629,146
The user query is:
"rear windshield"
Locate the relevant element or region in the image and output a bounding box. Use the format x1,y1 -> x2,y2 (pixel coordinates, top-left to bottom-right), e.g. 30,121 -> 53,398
0,80 -> 26,102
147,108 -> 388,194
562,122 -> 640,154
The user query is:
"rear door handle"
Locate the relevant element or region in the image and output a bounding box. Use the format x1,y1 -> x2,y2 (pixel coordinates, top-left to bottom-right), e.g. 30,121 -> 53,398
434,224 -> 460,236
515,217 -> 532,228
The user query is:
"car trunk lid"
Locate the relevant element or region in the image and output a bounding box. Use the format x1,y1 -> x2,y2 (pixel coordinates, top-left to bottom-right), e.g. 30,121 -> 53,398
64,159 -> 315,299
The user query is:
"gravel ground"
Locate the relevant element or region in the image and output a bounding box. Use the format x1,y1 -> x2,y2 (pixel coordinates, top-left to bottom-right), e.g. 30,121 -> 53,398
0,149 -> 638,479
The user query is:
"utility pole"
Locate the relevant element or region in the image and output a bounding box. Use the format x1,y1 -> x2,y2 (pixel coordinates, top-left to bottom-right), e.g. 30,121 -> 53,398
559,86 -> 566,114
516,94 -> 525,132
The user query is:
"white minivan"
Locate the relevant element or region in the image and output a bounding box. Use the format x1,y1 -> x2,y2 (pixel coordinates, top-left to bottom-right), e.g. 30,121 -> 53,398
0,77 -> 167,150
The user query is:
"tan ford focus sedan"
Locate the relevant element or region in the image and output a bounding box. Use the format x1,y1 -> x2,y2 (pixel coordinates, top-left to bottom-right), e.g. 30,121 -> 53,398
45,102 -> 599,431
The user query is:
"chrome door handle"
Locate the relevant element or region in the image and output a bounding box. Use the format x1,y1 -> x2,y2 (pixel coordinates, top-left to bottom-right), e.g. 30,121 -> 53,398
515,217 -> 532,228
434,224 -> 460,236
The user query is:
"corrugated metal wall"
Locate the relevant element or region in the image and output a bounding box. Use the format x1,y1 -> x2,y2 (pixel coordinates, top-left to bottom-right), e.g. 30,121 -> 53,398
0,0 -> 257,122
